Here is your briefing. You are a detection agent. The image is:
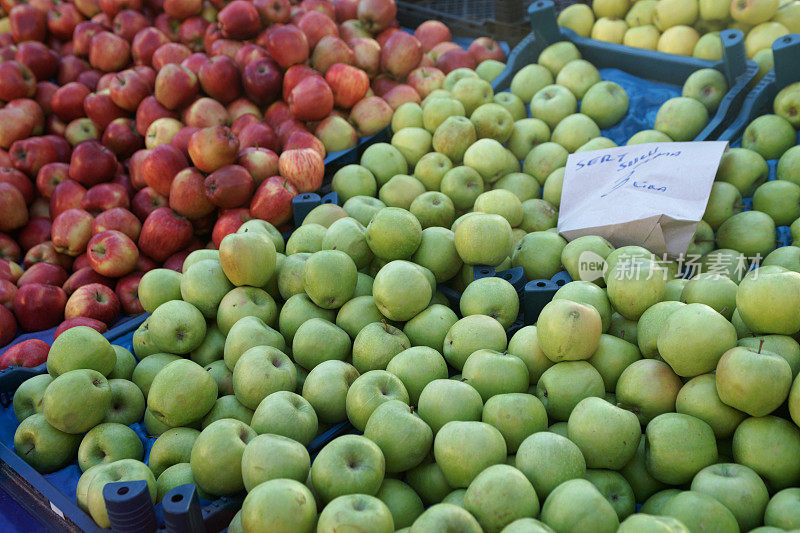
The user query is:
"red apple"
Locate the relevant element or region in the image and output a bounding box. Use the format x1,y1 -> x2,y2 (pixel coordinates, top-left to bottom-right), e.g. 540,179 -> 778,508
437,48 -> 476,73
138,206 -> 193,261
282,64 -> 318,103
0,305 -> 16,347
102,118 -> 144,158
429,41 -> 460,62
49,179 -> 87,219
348,37 -> 380,77
69,140 -> 118,187
152,41 -> 193,70
132,27 -> 170,67
164,0 -> 201,20
183,97 -> 231,128
198,55 -> 242,105
87,230 -> 139,277
74,21 -> 106,56
349,95 -> 393,136
0,182 -> 28,232
169,167 -> 215,219
357,0 -> 395,33
154,12 -> 181,41
112,9 -> 149,42
142,143 -> 189,196
85,90 -> 128,131
382,83 -> 421,109
218,0 -> 262,39
381,31 -> 422,79
284,130 -> 325,158
406,66 -> 445,98
99,0 -> 142,19
169,125 -> 200,157
228,98 -> 263,122
339,19 -> 370,42
311,35 -> 354,74
334,0 -> 359,22
414,20 -> 451,52
108,69 -> 150,112
297,9 -> 338,49
131,186 -> 167,220
89,31 -> 131,72
77,69 -> 102,91
43,136 -> 70,163
243,57 -> 282,106
204,164 -> 254,208
62,266 -> 114,294
0,258 -> 23,282
0,338 -> 50,368
13,283 -> 67,331
276,118 -> 308,148
254,0 -> 291,24
23,242 -> 73,271
0,279 -> 17,309
250,175 -> 297,225
18,217 -> 51,252
15,41 -> 58,82
5,99 -> 45,138
211,207 -> 252,247
237,122 -> 279,152
115,271 -> 144,314
325,62 -> 369,109
29,197 -> 51,219
135,254 -> 157,272
35,81 -> 59,116
0,61 -> 36,102
54,317 -> 108,339
135,95 -> 179,136
468,37 -> 505,63
128,149 -> 150,189
162,251 -> 188,271
288,75 -> 334,121
302,0 -> 335,19
235,43 -> 269,69
64,282 -> 120,326
187,125 -> 239,173
0,109 -> 34,150
278,148 -> 323,193
17,262 -> 68,288
9,4 -> 47,43
81,183 -> 130,214
47,2 -> 86,42
0,167 -> 35,204
93,207 -> 142,241
51,208 -> 94,256
266,24 -> 309,69
237,146 -> 279,186
376,27 -> 400,48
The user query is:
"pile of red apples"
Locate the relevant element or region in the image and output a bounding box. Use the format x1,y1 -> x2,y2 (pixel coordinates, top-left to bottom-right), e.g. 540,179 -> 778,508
0,0 -> 505,355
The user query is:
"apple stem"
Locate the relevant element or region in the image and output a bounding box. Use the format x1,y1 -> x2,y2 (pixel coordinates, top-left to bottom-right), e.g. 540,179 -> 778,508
759,339 -> 764,354
381,319 -> 390,333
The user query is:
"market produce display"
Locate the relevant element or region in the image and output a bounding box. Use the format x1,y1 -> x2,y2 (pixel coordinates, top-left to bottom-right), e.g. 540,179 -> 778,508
558,0 -> 799,77
0,0 -> 507,353
3,0 -> 800,530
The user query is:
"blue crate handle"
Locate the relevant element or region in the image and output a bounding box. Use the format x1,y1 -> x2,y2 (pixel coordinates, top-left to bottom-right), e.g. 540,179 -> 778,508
550,271 -> 572,287
523,279 -> 560,325
774,34 -> 800,91
162,484 -> 206,533
103,480 -> 157,532
292,193 -> 322,228
496,267 -> 527,293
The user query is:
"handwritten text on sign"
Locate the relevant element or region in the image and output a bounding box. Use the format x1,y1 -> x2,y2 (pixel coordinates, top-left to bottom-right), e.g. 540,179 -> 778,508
557,141 -> 728,257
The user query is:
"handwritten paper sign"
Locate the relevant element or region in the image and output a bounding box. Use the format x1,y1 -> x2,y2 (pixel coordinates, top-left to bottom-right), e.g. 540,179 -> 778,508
558,141 -> 728,257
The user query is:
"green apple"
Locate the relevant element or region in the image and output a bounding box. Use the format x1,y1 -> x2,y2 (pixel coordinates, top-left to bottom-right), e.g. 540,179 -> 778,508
627,129 -> 673,144
537,299 -> 603,362
342,197 -> 385,228
12,374 -> 52,422
740,335 -> 800,377
85,459 -> 156,528
78,422 -> 142,471
292,318 -> 350,370
453,213 -> 513,267
236,219 -> 284,253
392,102 -> 423,131
576,137 -> 617,152
182,249 -> 219,272
345,370 -> 409,431
764,487 -> 800,529
364,399 -> 433,473
372,260 -> 431,321
477,59 -> 506,83
302,249 -> 357,309
733,415 -> 800,490
560,235 -> 615,286
510,64 -> 554,103
13,413 -> 81,473
155,463 -> 211,503
470,103 -> 514,143
148,359 -> 217,427
616,359 -> 683,424
584,335 -> 640,391
568,397 -> 641,469
608,312 -> 638,344
585,469 -> 635,521
717,210 -> 776,258
434,421 -> 506,488
538,41 -> 582,75
451,77 -> 493,116
536,361 -> 605,421
493,92 -> 526,121
302,360 -> 359,424
376,479 -> 424,529
422,97 -> 466,134
716,345 -> 792,416
131,353 -> 180,398
691,462 -> 769,531
391,128 -> 432,168
180,259 -> 233,319
462,464 -> 539,533
511,231 -> 567,280
675,374 -> 746,439
660,491 -> 739,533
654,97 -> 709,141
190,418 -> 256,495
501,517 -> 557,533
232,345 -> 295,410
763,246 -> 800,274
240,478 -> 317,533
386,346 -> 448,405
555,59 -> 601,100
507,119 -> 551,162
694,32 -> 724,60
406,459 -> 453,505
442,315 -> 507,370
551,113 -> 601,152
409,191 -> 455,228
680,273 -> 737,319
657,303 -> 737,376
201,395 -> 253,428
332,165 -> 377,201
276,252 -> 309,299
286,224 -> 326,254
507,326 -> 554,384
43,369 -> 110,434
520,198 -> 558,232
217,287 -> 277,336
459,276 -> 519,329
107,346 -> 135,381
250,391 -> 316,445
540,479 -> 619,533
317,494 -> 393,533
737,267 -> 800,334
743,114 -> 796,159
417,379 -> 484,434
432,116 -> 477,163
409,503 -> 482,532
360,143 -> 408,187
137,268 -> 182,313
278,294 -> 336,345
663,279 -> 688,301
755,180 -> 800,227
463,139 -> 519,185
104,378 -> 145,426
462,349 -> 529,401
414,152 -> 453,191
473,189 -> 523,227
241,433 -> 310,491
530,85 -> 578,130
703,181 -> 743,230
559,2 -> 595,36
619,439 -> 667,504
482,393 -> 547,454
335,295 -> 383,339
645,413 -> 718,484
635,301 -> 685,359
365,207 -> 422,260
204,360 -> 233,396
542,167 -> 564,207
716,147 -> 769,196
311,434 -> 385,503
47,326 -> 116,378
778,145 -> 800,184
147,427 -> 199,478
219,232 -> 276,287
224,316 -> 286,371
352,321 -> 409,373
682,68 -> 727,113
606,258 -> 666,320
516,431 -> 586,500
148,300 -> 207,354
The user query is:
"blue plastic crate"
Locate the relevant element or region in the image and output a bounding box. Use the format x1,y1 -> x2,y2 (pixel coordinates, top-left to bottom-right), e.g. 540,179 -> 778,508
491,1 -> 759,143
